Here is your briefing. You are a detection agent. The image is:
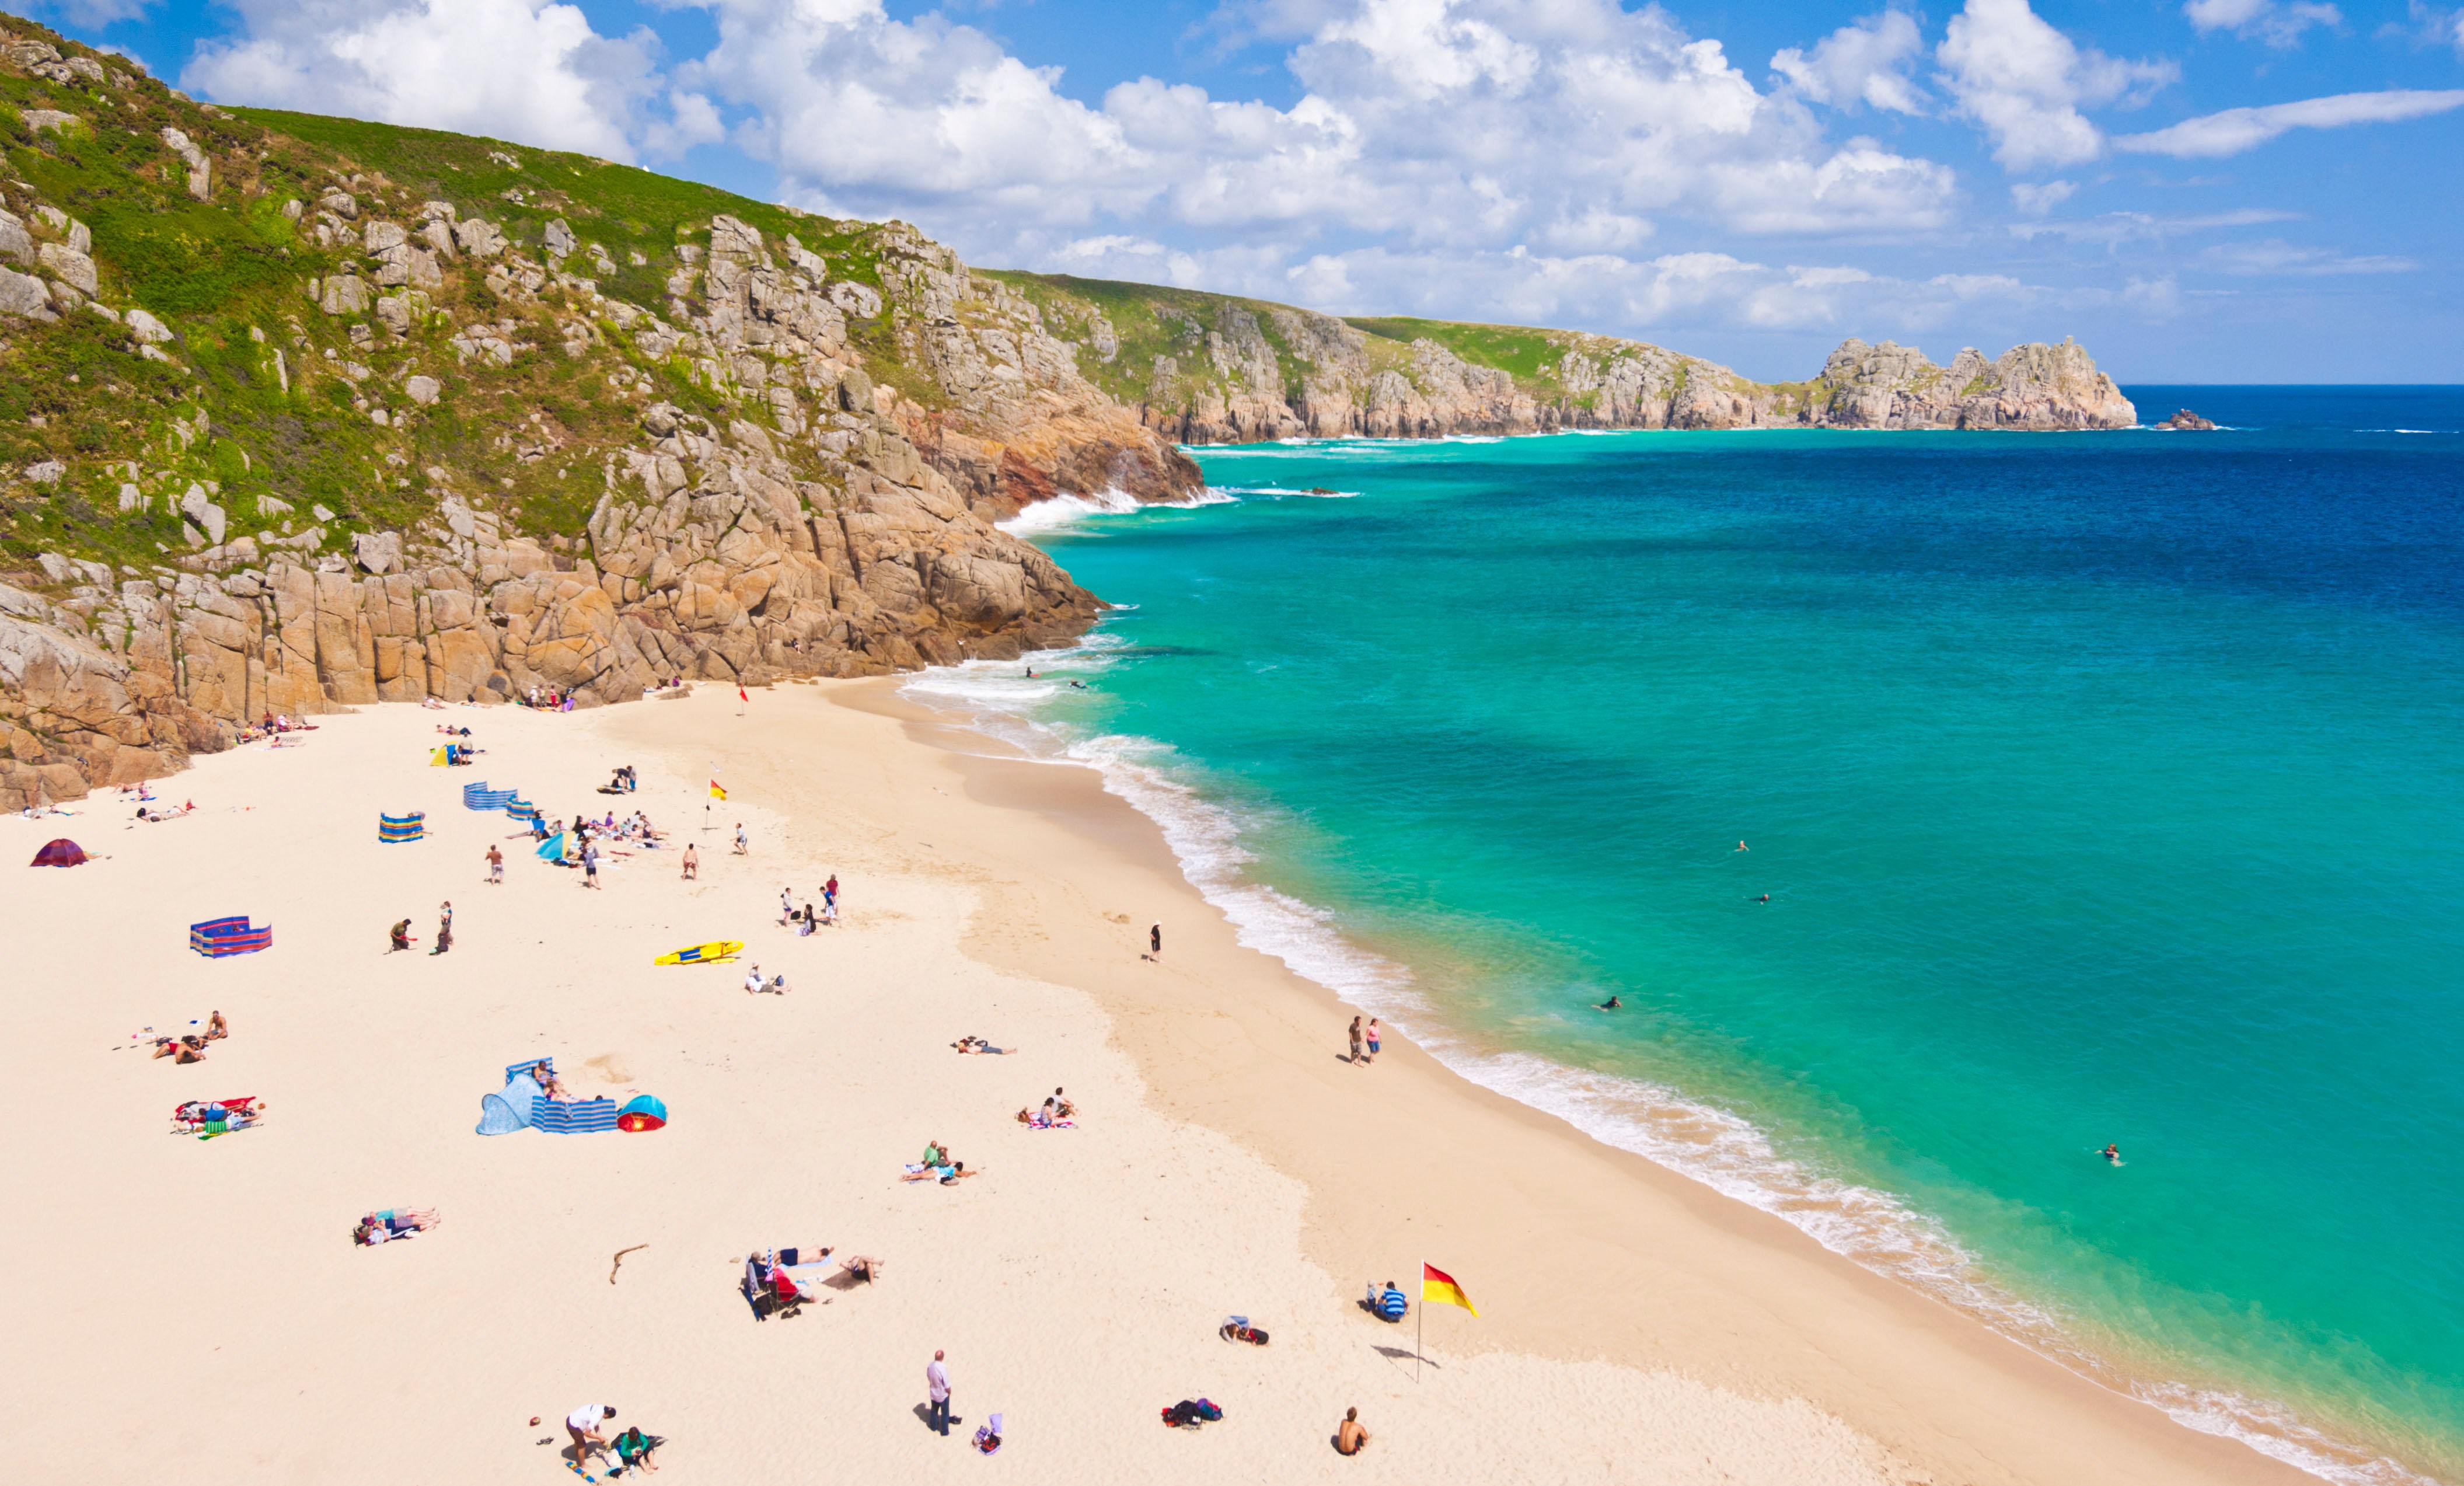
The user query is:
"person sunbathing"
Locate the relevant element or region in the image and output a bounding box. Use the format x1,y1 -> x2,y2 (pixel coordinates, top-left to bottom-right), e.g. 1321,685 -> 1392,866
952,1037 -> 1011,1055
355,1208 -> 440,1244
205,1010 -> 228,1041
529,1061 -> 573,1101
152,1034 -> 207,1063
840,1254 -> 885,1282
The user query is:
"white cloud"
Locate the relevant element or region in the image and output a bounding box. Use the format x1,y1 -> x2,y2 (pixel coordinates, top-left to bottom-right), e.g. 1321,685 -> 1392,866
2199,239 -> 2418,274
1771,10 -> 1928,114
13,0 -> 156,29
1935,0 -> 2176,170
185,0 -> 659,162
2011,179 -> 2076,212
2113,87 -> 2464,156
687,0 -> 1956,257
2006,206 -> 2298,243
2184,0 -> 2342,47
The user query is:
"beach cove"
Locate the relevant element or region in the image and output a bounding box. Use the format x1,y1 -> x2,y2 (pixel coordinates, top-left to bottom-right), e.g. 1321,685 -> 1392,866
4,685 -> 2319,1484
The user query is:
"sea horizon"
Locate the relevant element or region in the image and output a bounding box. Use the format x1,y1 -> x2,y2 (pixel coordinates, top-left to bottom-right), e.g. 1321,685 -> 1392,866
910,387 -> 2464,1485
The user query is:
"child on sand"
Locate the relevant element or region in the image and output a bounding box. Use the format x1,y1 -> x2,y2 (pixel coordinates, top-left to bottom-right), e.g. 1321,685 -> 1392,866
682,845 -> 698,880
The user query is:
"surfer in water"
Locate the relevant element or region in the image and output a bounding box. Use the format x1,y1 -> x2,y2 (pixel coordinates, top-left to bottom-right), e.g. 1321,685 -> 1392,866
2102,1143 -> 2121,1164
1758,894 -> 1770,904
1597,995 -> 1622,1010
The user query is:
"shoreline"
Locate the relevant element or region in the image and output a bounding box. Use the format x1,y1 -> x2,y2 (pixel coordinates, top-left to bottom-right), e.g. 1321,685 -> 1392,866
0,683 -> 2382,1482
832,677 -> 2333,1486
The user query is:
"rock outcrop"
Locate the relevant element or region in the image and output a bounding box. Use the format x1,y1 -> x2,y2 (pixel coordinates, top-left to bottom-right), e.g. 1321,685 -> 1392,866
2155,409 -> 2217,431
991,277 -> 2137,441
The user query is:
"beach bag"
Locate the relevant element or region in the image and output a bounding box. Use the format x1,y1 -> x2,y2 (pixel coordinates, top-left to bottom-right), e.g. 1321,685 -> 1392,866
1195,1398 -> 1223,1421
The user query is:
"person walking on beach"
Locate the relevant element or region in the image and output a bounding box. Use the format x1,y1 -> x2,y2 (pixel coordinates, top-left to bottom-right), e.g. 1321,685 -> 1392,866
567,1404 -> 616,1471
485,843 -> 502,884
926,1350 -> 953,1436
1151,922 -> 1163,957
1365,1018 -> 1381,1058
734,822 -> 749,856
682,844 -> 698,881
825,874 -> 839,908
1348,1016 -> 1367,1065
581,840 -> 600,889
431,902 -> 453,955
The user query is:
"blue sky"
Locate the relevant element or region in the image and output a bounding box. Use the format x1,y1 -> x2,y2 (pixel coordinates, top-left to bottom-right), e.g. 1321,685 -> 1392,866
16,0 -> 2462,381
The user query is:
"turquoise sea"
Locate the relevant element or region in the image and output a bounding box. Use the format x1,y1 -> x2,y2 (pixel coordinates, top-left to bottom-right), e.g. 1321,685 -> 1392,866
909,388 -> 2464,1484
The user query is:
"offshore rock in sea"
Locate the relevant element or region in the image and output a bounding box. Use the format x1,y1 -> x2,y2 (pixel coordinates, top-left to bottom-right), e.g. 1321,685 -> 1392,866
2155,409 -> 2218,431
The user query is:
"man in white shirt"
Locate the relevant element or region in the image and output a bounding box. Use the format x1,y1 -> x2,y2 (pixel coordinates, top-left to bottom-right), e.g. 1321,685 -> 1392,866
926,1351 -> 951,1436
566,1404 -> 615,1469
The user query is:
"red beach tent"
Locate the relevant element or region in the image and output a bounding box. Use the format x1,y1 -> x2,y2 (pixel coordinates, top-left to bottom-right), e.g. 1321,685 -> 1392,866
30,838 -> 87,867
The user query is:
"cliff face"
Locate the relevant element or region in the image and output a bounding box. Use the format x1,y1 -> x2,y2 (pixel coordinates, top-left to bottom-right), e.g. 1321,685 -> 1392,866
987,275 -> 2138,440
0,21 -> 1196,808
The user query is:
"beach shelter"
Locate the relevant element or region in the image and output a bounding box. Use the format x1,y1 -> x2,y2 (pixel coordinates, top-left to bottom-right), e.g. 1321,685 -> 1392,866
30,838 -> 87,867
378,811 -> 425,843
477,1066 -> 545,1135
617,1094 -> 668,1132
430,747 -> 449,766
535,832 -> 568,862
533,1096 -> 620,1133
190,916 -> 273,957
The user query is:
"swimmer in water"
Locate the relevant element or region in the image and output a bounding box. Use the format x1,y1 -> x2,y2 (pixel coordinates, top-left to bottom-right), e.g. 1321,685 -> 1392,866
1758,894 -> 1770,904
1069,680 -> 1088,690
1736,841 -> 1748,852
1598,996 -> 1622,1010
2103,1143 -> 2120,1163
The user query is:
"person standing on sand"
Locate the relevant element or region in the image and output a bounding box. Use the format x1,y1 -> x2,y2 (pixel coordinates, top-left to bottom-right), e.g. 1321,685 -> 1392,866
682,844 -> 698,881
926,1350 -> 953,1436
734,823 -> 749,856
432,902 -> 453,955
567,1404 -> 616,1470
581,840 -> 600,889
1348,1016 -> 1366,1065
1151,922 -> 1163,956
825,874 -> 839,908
485,843 -> 502,884
1366,1019 -> 1381,1058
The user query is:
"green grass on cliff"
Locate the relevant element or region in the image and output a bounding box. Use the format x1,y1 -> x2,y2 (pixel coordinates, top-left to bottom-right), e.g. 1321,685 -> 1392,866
0,18 -> 963,592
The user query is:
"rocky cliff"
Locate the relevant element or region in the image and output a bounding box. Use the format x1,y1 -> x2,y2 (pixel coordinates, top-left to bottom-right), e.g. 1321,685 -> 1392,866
0,20 -> 1199,808
988,274 -> 2137,440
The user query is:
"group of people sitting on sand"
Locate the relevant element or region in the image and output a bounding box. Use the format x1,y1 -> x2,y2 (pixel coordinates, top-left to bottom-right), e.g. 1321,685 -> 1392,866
521,685 -> 579,711
742,1244 -> 886,1316
134,798 -> 197,822
523,1059 -> 577,1102
146,1010 -> 228,1063
352,1207 -> 441,1246
600,766 -> 638,794
903,1139 -> 980,1184
1014,1088 -> 1076,1128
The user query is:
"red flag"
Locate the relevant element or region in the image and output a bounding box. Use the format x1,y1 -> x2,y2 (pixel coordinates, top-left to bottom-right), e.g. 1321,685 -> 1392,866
738,687 -> 749,703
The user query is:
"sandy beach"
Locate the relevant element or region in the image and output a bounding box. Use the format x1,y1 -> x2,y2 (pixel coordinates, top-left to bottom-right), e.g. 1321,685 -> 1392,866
4,682 -> 2318,1485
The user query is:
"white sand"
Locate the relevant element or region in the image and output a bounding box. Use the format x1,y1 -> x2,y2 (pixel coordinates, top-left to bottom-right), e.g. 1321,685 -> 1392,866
1,686 -> 2312,1484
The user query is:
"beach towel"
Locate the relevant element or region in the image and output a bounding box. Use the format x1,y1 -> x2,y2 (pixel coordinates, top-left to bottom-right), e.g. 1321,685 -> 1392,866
30,838 -> 86,867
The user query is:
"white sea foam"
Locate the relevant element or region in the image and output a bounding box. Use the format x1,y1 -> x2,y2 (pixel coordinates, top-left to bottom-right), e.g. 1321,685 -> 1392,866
899,651 -> 2438,1486
997,486 -> 1238,538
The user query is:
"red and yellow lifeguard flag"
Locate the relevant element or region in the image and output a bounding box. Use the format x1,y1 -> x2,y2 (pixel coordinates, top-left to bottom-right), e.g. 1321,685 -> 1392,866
709,779 -> 728,801
1422,1262 -> 1478,1317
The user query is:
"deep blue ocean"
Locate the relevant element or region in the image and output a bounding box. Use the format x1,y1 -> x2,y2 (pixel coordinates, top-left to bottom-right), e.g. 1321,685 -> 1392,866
910,388 -> 2464,1484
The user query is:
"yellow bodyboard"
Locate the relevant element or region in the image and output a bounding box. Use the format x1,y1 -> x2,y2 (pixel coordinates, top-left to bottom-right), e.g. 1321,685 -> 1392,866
654,940 -> 744,966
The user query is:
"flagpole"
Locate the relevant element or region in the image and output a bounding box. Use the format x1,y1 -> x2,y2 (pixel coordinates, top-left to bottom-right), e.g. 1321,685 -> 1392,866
1416,1258 -> 1423,1383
